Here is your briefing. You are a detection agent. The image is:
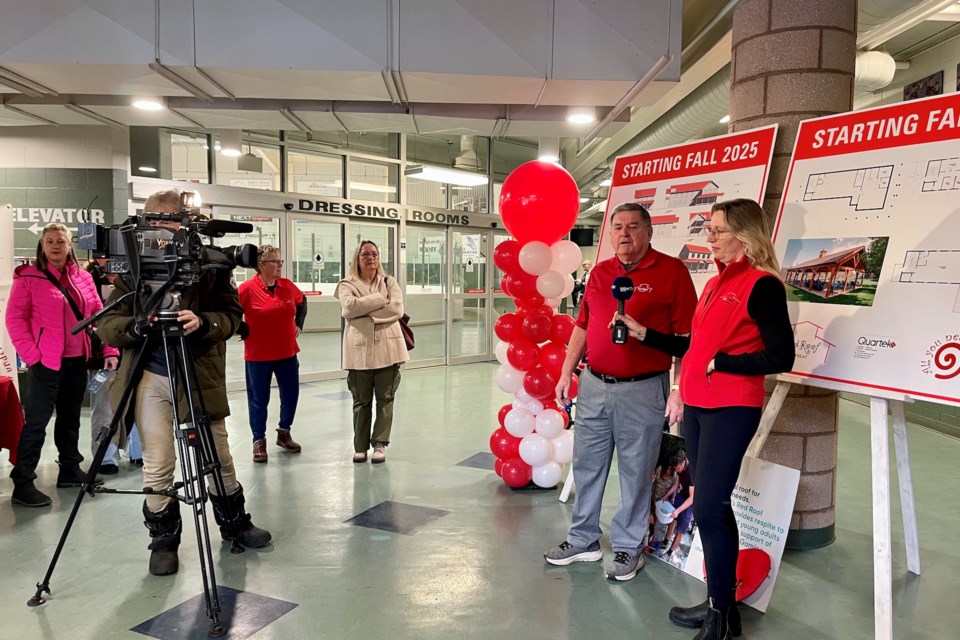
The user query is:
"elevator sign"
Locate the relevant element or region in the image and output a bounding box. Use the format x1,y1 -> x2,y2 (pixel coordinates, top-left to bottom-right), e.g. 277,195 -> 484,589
13,208 -> 106,234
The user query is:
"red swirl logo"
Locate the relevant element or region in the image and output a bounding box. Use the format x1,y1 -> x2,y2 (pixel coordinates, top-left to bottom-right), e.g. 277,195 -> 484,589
934,342 -> 960,379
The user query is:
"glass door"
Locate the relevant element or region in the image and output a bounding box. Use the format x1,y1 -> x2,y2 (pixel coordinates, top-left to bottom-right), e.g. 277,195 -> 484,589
404,225 -> 447,367
344,222 -> 396,279
289,215 -> 346,379
211,207 -> 282,388
450,229 -> 492,364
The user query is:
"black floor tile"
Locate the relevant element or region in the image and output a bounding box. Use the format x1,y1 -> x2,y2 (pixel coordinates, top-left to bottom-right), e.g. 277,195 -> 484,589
456,451 -> 496,470
131,586 -> 297,640
345,500 -> 449,536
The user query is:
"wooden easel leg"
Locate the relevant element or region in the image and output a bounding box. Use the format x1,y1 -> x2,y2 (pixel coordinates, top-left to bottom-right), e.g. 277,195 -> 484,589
558,463 -> 574,503
891,400 -> 921,575
870,397 -> 893,640
745,381 -> 791,459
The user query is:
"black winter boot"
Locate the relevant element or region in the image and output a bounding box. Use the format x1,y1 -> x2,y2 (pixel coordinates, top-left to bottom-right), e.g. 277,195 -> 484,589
143,501 -> 181,576
56,462 -> 103,488
209,485 -> 272,549
669,598 -> 741,636
691,598 -> 734,640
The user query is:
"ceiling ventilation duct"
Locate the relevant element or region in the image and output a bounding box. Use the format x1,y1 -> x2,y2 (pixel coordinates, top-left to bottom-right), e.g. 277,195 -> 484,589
452,135 -> 481,172
855,51 -> 899,92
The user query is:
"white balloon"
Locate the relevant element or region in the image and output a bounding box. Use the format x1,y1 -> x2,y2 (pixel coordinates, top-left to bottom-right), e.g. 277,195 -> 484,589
519,433 -> 552,467
495,340 -> 510,365
544,296 -> 561,309
532,461 -> 563,488
518,241 -> 553,276
496,365 -> 524,394
516,388 -> 537,404
536,270 -> 565,298
560,273 -> 576,298
525,399 -> 544,415
536,409 -> 566,439
504,407 -> 536,438
551,430 -> 575,463
550,240 -> 583,274
513,399 -> 525,410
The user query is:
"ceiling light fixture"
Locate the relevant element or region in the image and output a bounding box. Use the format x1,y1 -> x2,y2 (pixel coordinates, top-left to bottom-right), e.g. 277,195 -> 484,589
538,137 -> 560,163
719,114 -> 731,124
138,166 -> 157,173
599,178 -> 612,187
219,130 -> 242,157
405,165 -> 488,187
134,99 -> 164,111
567,107 -> 596,125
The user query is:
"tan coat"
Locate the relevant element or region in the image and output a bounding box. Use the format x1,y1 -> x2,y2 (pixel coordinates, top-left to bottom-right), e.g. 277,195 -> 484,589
335,274 -> 409,370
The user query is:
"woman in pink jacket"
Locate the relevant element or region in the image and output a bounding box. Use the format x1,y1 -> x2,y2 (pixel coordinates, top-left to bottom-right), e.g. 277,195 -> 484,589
5,223 -> 118,508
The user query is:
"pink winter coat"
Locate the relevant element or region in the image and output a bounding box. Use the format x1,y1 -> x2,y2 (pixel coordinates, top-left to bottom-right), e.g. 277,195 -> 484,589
4,261 -> 119,371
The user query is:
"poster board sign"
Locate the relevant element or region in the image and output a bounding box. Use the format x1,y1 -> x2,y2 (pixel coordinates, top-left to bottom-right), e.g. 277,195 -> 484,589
772,93 -> 960,406
597,125 -> 778,292
0,204 -> 19,389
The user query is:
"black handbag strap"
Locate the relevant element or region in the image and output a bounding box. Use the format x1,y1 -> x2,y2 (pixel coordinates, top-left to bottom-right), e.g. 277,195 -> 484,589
41,268 -> 85,322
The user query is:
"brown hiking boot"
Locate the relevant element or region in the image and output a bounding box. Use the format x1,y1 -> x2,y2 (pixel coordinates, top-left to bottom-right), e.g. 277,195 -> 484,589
253,439 -> 267,463
276,428 -> 302,453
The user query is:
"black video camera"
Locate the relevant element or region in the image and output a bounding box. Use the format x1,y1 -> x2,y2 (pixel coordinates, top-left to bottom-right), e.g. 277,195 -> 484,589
77,191 -> 257,287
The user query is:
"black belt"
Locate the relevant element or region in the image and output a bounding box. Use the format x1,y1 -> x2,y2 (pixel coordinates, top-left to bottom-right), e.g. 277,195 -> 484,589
587,366 -> 667,384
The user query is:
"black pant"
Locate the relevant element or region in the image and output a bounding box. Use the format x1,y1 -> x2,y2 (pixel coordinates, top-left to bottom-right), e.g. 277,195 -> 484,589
683,404 -> 761,607
10,357 -> 87,486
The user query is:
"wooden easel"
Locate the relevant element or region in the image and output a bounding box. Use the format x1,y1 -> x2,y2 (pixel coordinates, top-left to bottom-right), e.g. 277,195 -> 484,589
749,375 -> 920,640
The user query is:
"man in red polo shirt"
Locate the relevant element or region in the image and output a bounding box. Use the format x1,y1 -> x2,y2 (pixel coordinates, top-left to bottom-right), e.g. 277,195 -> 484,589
544,202 -> 696,581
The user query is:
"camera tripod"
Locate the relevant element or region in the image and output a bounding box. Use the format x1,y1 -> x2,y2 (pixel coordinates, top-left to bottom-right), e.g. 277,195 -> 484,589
28,302 -> 245,638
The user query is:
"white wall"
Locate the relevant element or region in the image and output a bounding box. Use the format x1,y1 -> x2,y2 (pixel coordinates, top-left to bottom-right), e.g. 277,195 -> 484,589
0,125 -> 129,171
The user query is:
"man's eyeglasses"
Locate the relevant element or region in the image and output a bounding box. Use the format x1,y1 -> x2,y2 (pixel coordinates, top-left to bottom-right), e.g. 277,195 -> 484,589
359,252 -> 380,259
261,259 -> 284,266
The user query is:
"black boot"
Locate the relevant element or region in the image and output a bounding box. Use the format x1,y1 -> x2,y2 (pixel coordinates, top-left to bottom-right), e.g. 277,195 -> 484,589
143,501 -> 181,576
691,598 -> 734,640
209,485 -> 272,548
669,599 -> 741,636
11,482 -> 52,507
56,462 -> 103,488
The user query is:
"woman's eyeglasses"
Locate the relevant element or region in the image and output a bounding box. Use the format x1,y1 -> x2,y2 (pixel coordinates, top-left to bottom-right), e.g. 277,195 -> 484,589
261,259 -> 284,266
705,226 -> 731,238
359,252 -> 380,259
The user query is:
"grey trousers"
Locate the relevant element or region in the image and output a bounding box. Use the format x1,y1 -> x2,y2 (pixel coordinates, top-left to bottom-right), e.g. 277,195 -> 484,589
567,370 -> 668,553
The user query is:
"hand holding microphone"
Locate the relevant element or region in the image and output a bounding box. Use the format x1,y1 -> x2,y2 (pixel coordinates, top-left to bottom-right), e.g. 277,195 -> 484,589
610,276 -> 634,344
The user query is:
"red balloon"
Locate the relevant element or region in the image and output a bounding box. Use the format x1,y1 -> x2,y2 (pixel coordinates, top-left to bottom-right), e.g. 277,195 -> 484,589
540,341 -> 567,374
518,303 -> 554,320
494,458 -> 505,478
489,427 -> 521,460
522,312 -> 552,344
499,161 -> 580,245
550,314 -> 576,344
568,372 -> 580,399
501,457 -> 533,488
493,240 -> 521,273
505,271 -> 538,300
500,275 -> 514,297
522,293 -> 545,308
523,366 -> 558,400
507,339 -> 541,371
494,313 -> 522,342
497,403 -> 513,427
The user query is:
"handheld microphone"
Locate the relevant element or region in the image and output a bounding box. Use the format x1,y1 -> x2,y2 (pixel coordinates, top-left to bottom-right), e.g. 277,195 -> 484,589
611,276 -> 634,345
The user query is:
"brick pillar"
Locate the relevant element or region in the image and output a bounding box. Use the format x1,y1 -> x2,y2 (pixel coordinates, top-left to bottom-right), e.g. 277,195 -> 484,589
729,0 -> 856,550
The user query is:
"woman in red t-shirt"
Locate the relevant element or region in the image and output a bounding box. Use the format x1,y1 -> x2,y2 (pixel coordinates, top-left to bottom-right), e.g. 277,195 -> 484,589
238,245 -> 307,463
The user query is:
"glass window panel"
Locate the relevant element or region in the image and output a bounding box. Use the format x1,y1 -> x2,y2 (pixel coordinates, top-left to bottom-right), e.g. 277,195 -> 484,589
170,132 -> 210,183
452,231 -> 486,294
406,134 -> 489,212
406,176 -> 446,208
215,139 -> 281,191
452,298 -> 486,358
345,223 -> 395,279
405,226 -> 446,293
288,149 -> 344,196
492,139 -> 537,183
349,158 -> 399,203
287,131 -> 399,158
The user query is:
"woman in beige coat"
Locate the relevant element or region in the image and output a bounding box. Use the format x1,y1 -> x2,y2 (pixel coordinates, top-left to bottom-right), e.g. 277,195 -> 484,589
335,240 -> 409,463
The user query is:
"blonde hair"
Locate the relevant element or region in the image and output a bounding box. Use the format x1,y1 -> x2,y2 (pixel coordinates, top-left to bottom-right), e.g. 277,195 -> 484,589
255,244 -> 281,274
711,198 -> 782,278
144,189 -> 181,213
348,240 -> 384,280
35,223 -> 75,271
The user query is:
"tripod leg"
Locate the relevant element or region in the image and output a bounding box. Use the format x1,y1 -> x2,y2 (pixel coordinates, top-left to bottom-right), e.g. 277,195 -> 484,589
28,342 -> 149,607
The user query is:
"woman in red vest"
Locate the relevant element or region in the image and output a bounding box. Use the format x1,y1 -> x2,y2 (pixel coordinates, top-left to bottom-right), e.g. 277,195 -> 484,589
666,199 -> 794,640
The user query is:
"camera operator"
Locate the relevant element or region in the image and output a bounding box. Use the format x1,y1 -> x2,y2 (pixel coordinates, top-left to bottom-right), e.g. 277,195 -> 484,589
98,189 -> 271,577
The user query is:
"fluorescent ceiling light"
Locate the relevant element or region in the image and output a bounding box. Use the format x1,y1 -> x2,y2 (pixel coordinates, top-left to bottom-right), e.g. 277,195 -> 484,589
138,166 -> 157,173
133,99 -> 164,111
599,178 -> 612,187
405,165 -> 488,187
539,154 -> 560,163
351,182 -> 398,194
538,137 -> 560,163
221,149 -> 242,157
567,106 -> 596,125
219,130 -> 242,157
719,114 -> 731,124
580,197 -> 590,203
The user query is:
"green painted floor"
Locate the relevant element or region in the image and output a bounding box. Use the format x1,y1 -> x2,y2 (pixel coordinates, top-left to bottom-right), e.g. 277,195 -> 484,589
1,363 -> 958,639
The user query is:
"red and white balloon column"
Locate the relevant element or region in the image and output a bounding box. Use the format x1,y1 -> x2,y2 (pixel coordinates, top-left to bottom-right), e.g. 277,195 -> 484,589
488,161 -> 582,489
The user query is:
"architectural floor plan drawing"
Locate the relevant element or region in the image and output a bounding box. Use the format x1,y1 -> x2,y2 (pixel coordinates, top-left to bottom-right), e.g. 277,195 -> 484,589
803,165 -> 894,211
893,249 -> 960,312
921,157 -> 960,192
